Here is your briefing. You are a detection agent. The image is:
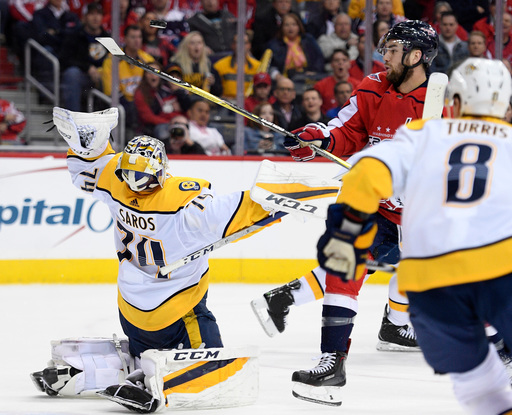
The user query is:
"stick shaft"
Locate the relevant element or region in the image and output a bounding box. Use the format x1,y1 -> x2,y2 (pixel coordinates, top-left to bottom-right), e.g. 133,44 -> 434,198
96,37 -> 351,169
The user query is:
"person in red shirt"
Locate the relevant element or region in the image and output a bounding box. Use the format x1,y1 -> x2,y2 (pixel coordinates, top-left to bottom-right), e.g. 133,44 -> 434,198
314,49 -> 359,113
244,72 -> 276,114
252,21 -> 440,405
348,33 -> 386,82
0,98 -> 26,145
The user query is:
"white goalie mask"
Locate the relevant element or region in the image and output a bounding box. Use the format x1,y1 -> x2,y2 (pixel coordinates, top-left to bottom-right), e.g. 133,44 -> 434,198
115,136 -> 168,192
447,58 -> 512,118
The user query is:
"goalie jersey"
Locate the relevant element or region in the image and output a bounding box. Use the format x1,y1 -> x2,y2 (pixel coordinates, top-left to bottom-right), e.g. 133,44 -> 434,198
67,144 -> 270,331
343,116 -> 512,293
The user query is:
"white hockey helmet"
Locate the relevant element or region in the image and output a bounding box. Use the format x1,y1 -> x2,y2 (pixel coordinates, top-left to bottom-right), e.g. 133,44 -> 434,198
115,136 -> 168,192
447,58 -> 512,118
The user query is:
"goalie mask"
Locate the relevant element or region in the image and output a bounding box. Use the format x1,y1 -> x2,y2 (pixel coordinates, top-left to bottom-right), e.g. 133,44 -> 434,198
115,136 -> 168,192
447,58 -> 512,119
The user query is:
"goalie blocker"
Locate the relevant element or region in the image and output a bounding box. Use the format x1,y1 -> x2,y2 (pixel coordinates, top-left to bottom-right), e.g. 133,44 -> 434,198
31,338 -> 259,413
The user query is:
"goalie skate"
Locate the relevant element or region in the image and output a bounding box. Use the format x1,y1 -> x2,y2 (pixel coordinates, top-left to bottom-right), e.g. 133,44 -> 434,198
291,351 -> 346,407
98,384 -> 159,414
250,279 -> 300,337
376,306 -> 421,352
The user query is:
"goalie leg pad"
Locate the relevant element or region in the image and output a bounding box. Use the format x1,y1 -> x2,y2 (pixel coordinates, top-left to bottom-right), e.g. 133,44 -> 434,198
141,346 -> 259,411
31,336 -> 135,397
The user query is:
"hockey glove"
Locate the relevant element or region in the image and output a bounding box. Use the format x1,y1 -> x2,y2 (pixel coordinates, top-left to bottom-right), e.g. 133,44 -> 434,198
317,203 -> 377,281
284,133 -> 316,162
53,107 -> 118,158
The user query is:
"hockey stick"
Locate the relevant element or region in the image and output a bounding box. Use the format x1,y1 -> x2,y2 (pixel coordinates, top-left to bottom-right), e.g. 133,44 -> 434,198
95,37 -> 351,170
422,72 -> 448,120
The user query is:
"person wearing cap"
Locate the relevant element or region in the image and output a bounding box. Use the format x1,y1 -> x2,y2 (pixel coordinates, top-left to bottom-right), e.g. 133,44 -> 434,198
213,31 -> 261,101
58,2 -> 110,112
244,72 -> 276,114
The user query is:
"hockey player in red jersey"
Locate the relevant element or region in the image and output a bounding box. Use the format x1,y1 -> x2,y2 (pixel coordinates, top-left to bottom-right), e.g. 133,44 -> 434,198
251,20 -> 440,405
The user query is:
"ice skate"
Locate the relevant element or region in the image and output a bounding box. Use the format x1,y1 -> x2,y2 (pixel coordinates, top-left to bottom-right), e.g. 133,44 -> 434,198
291,351 -> 347,406
376,305 -> 421,352
30,365 -> 82,396
98,384 -> 158,413
250,279 -> 301,337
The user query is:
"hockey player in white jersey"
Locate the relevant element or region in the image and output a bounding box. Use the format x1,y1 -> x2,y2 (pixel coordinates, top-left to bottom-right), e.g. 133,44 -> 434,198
315,58 -> 512,414
30,107 -> 277,412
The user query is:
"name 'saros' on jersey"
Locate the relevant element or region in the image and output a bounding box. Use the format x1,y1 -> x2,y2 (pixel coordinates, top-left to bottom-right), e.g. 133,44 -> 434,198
0,198 -> 112,232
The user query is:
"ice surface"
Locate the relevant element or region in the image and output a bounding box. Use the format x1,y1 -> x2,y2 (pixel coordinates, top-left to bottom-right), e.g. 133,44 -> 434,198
0,283 -> 463,414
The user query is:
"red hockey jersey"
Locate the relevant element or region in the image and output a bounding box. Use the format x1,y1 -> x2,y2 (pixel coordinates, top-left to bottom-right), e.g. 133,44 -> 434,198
326,71 -> 427,224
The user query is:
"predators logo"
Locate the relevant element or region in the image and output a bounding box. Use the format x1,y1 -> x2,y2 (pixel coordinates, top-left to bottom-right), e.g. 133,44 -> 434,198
465,63 -> 478,74
179,181 -> 200,191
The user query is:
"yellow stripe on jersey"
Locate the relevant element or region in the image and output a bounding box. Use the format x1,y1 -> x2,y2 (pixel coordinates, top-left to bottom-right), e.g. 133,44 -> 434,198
398,236 -> 512,292
223,191 -> 273,238
254,182 -> 341,201
162,357 -> 249,396
338,158 -> 393,214
305,271 -> 324,300
96,155 -> 211,213
405,119 -> 428,131
118,271 -> 210,331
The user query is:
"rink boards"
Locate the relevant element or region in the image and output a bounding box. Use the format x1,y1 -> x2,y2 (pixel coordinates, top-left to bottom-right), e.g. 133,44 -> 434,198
0,154 -> 391,284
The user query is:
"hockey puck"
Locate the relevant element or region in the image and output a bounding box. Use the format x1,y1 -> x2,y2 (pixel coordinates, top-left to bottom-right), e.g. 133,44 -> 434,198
149,19 -> 167,29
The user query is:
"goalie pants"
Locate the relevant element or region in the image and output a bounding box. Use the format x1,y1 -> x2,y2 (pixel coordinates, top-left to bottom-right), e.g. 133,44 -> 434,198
407,273 -> 512,374
326,212 -> 400,296
120,292 -> 223,357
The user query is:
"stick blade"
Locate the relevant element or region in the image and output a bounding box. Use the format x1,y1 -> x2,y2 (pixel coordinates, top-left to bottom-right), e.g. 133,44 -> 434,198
96,37 -> 125,56
422,72 -> 448,120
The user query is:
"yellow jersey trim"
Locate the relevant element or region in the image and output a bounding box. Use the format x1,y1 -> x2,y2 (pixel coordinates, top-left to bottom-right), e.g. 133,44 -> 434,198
398,236 -> 512,292
117,271 -> 210,331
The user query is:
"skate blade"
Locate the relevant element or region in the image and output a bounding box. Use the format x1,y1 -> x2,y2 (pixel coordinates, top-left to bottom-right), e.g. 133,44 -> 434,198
376,340 -> 421,352
291,381 -> 342,406
97,389 -> 152,413
250,296 -> 278,338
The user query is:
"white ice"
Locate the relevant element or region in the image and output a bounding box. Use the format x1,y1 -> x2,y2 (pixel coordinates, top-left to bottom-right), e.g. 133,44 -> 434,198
0,283 -> 464,415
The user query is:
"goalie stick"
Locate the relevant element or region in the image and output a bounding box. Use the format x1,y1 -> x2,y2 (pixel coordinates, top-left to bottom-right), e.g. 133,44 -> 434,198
95,37 -> 350,170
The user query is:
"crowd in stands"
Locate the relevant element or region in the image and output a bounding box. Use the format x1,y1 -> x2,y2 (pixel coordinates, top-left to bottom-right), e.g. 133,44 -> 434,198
2,0 -> 512,151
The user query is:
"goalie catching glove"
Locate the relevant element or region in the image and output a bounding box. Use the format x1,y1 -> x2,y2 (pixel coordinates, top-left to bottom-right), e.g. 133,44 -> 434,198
285,122 -> 334,162
317,203 -> 377,281
53,107 -> 118,157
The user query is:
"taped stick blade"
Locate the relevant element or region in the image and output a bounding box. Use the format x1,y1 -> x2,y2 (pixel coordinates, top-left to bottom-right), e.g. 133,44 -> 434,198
422,72 -> 448,120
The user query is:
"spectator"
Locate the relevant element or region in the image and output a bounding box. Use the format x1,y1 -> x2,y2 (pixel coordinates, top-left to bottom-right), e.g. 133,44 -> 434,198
102,0 -> 139,43
444,0 -> 488,33
272,76 -> 302,130
134,61 -> 184,140
488,13 -> 512,69
9,0 -> 46,59
164,62 -> 193,112
244,102 -> 285,154
372,19 -> 390,62
289,88 -> 329,130
187,98 -> 231,155
31,0 -> 79,56
245,72 -> 276,114
430,11 -> 469,75
251,0 -> 296,59
148,0 -> 190,47
472,0 -> 496,44
219,0 -> 256,29
140,11 -> 176,66
314,48 -> 359,113
102,25 -> 154,129
354,0 -> 407,34
429,1 -> 468,41
268,12 -> 324,80
347,0 -> 404,22
164,114 -> 206,154
0,97 -> 26,145
305,0 -> 342,39
187,0 -> 237,58
349,33 -> 386,82
317,12 -> 359,62
468,30 -> 491,58
171,31 -> 221,96
213,31 -> 261,101
325,80 -> 352,118
59,3 -> 110,112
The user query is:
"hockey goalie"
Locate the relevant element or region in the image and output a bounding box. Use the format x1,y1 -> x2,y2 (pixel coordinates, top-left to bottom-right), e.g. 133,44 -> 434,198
29,107 -> 340,412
